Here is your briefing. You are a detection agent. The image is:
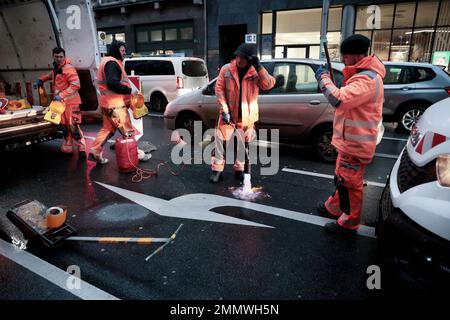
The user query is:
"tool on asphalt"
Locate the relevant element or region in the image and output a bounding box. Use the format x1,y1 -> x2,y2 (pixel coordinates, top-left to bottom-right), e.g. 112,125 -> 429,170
44,100 -> 65,125
7,200 -> 76,248
145,224 -> 183,261
65,236 -> 171,245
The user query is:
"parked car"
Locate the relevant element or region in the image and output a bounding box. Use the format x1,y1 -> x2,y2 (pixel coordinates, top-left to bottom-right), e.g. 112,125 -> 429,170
164,58 -> 345,162
377,97 -> 450,292
383,62 -> 450,132
123,56 -> 209,112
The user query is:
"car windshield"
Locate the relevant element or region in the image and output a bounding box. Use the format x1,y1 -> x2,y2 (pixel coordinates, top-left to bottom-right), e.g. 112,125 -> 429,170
182,61 -> 207,77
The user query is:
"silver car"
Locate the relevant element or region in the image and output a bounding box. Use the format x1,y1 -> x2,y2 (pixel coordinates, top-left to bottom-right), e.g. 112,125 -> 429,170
382,62 -> 450,132
164,59 -> 344,162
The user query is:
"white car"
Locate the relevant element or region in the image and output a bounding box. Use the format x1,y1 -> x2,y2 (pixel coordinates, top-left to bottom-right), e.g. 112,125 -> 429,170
123,57 -> 209,112
378,97 -> 450,292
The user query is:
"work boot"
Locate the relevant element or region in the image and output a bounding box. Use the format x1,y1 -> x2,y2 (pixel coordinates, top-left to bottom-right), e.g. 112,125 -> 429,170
234,170 -> 244,182
317,201 -> 338,219
209,171 -> 222,183
138,149 -> 151,162
88,153 -> 109,165
324,221 -> 357,235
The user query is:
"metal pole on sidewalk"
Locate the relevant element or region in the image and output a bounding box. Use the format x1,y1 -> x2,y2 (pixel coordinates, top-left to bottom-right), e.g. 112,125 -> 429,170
320,0 -> 330,60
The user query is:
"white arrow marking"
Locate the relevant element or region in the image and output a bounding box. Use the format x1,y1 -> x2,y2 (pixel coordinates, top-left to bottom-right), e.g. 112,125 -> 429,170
95,182 -> 376,238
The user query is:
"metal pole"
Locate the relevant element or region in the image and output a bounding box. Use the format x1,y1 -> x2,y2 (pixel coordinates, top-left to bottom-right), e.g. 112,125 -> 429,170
320,0 -> 330,60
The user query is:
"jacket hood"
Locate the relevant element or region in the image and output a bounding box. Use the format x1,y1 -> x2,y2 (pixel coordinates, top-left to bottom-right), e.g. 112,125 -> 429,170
108,41 -> 126,61
355,55 -> 386,79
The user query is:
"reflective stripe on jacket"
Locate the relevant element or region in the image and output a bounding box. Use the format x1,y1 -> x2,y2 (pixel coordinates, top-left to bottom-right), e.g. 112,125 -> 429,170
40,58 -> 81,105
96,57 -> 130,109
318,55 -> 386,164
215,60 -> 275,126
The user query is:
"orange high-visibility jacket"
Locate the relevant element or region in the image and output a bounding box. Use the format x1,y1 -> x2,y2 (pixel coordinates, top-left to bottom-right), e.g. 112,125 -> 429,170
318,55 -> 386,164
40,58 -> 81,105
215,60 -> 275,126
96,57 -> 130,109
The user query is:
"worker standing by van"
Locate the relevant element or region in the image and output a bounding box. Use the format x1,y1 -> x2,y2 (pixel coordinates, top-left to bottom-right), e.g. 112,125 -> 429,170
315,35 -> 386,234
37,47 -> 86,157
210,43 -> 275,183
88,40 -> 139,164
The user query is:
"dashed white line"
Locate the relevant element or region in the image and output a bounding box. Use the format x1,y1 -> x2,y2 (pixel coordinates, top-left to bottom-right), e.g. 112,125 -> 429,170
282,168 -> 386,188
374,153 -> 399,159
382,136 -> 408,142
0,239 -> 119,300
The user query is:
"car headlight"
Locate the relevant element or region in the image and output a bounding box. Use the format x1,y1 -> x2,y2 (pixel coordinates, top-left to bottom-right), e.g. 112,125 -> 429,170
436,154 -> 450,187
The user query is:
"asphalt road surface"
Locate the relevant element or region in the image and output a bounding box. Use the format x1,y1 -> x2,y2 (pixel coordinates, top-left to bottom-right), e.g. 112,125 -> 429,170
0,115 -> 415,300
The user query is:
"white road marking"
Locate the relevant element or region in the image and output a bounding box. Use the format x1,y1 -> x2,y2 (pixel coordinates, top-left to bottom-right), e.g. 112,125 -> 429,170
282,168 -> 386,188
84,135 -> 115,144
374,153 -> 399,159
0,239 -> 119,300
382,136 -> 408,142
148,113 -> 164,118
95,182 -> 376,238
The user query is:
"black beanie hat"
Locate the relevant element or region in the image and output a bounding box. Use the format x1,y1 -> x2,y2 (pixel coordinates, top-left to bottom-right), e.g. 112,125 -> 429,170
340,34 -> 370,55
234,43 -> 257,59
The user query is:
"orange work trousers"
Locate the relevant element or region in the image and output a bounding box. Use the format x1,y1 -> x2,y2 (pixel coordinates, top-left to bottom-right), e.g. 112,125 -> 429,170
324,152 -> 366,230
60,104 -> 86,153
90,106 -> 135,157
211,120 -> 255,172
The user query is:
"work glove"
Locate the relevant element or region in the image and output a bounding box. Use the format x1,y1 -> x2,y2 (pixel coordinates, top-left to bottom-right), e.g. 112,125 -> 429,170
36,79 -> 44,87
221,111 -> 231,125
315,63 -> 330,81
248,56 -> 262,71
53,95 -> 62,102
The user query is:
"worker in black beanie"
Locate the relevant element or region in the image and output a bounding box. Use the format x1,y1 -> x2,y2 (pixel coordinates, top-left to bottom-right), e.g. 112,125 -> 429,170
314,34 -> 386,234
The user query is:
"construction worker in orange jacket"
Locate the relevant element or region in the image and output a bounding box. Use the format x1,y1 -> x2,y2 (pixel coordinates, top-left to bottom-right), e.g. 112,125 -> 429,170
315,34 -> 386,234
88,40 -> 139,164
210,43 -> 275,183
37,47 -> 86,157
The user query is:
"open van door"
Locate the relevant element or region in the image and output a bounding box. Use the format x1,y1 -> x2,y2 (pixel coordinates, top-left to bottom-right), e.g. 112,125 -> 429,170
52,0 -> 100,112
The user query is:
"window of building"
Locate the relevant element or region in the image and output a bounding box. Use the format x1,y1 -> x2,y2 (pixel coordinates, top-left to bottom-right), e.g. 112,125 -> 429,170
151,30 -> 163,42
355,1 -> 450,64
262,12 -> 273,34
165,28 -> 178,41
272,7 -> 342,60
137,31 -> 148,43
135,21 -> 194,57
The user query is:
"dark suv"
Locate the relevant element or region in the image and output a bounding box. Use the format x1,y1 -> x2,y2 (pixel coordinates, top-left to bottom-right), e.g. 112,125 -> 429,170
382,62 -> 450,132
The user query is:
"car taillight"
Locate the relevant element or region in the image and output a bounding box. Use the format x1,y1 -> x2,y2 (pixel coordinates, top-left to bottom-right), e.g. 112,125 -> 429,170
445,86 -> 450,95
436,154 -> 450,187
177,76 -> 184,89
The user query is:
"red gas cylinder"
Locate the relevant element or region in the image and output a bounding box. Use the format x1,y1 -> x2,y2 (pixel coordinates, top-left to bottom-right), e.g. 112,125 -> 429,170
115,137 -> 138,173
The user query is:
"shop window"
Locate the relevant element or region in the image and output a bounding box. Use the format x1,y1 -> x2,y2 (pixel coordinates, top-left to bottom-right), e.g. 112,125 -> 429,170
355,4 -> 395,30
180,27 -> 193,40
151,30 -> 163,42
372,30 -> 392,61
415,1 -> 439,27
262,12 -> 273,34
438,0 -> 450,25
137,31 -> 148,43
394,2 -> 416,28
390,29 -> 412,62
410,29 -> 434,62
165,28 -> 178,41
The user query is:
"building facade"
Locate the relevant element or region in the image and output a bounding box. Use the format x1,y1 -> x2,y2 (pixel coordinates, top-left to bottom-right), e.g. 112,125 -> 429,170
207,0 -> 450,77
92,0 -> 450,78
93,0 -> 206,58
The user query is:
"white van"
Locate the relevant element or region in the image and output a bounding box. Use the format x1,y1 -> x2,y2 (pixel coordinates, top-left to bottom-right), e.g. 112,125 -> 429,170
123,57 -> 209,112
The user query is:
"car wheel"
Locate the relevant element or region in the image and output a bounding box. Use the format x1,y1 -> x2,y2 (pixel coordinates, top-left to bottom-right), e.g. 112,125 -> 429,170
397,105 -> 426,132
312,126 -> 337,163
150,93 -> 168,112
377,182 -> 393,235
177,112 -> 201,137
